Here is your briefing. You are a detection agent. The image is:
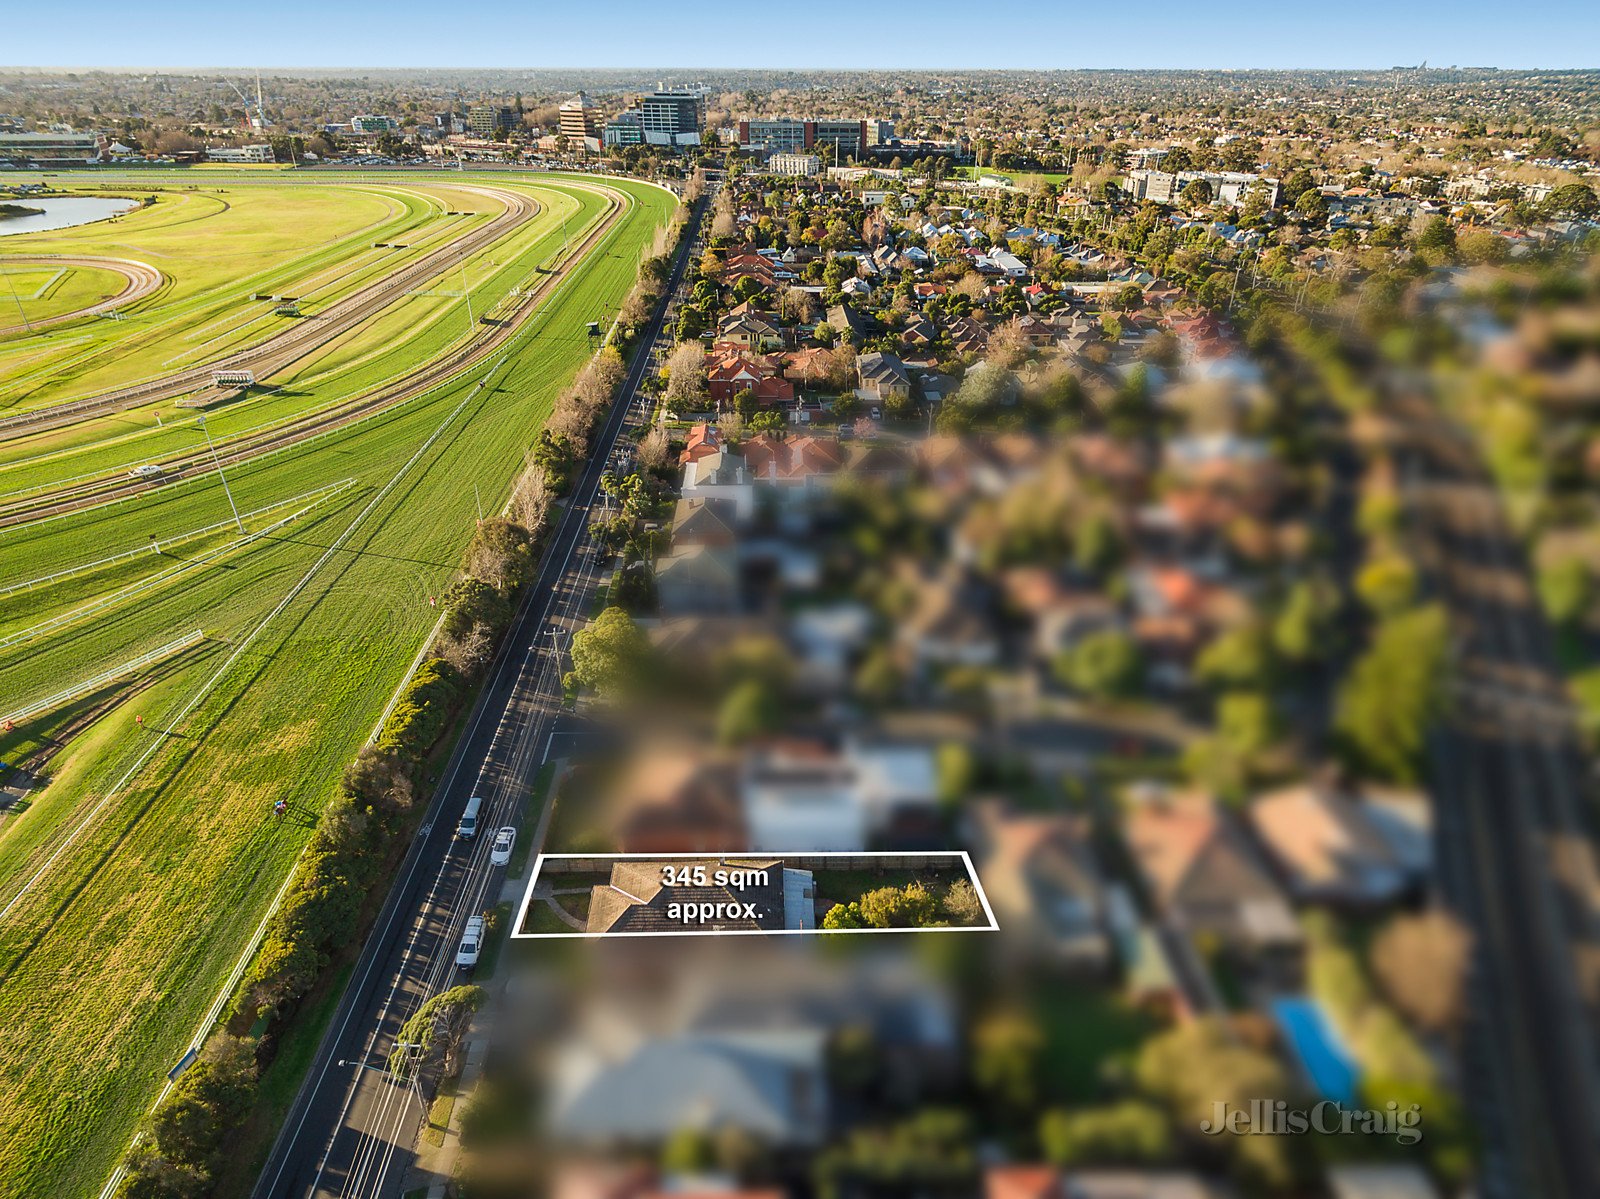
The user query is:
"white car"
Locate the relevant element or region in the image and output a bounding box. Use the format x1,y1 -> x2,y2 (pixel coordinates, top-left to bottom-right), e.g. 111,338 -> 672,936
490,826 -> 516,867
455,916 -> 484,970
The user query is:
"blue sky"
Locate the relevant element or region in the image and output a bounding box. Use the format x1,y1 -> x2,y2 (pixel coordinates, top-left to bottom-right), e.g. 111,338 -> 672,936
6,0 -> 1599,70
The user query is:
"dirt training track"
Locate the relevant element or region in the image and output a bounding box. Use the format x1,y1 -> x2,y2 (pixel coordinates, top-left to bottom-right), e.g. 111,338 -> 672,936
0,255 -> 164,337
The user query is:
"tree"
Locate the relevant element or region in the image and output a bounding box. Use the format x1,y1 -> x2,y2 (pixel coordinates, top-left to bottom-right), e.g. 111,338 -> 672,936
1280,167 -> 1316,205
853,646 -> 902,707
717,678 -> 782,745
1295,188 -> 1328,222
942,878 -> 984,926
661,1129 -> 716,1175
1355,553 -> 1419,616
858,881 -> 942,928
1039,1101 -> 1172,1166
663,340 -> 707,409
1135,1018 -> 1293,1185
935,742 -> 976,809
1072,510 -> 1121,576
822,901 -> 867,930
1335,604 -> 1450,783
1182,691 -> 1279,799
1417,215 -> 1456,253
1179,178 -> 1213,208
389,985 -> 484,1080
1370,910 -> 1474,1037
1194,623 -> 1274,691
972,1009 -> 1044,1114
441,577 -> 509,642
116,1035 -> 258,1198
568,606 -> 650,699
1273,578 -> 1340,665
1538,557 -> 1591,628
1545,183 -> 1599,219
1053,629 -> 1141,701
466,517 -> 534,592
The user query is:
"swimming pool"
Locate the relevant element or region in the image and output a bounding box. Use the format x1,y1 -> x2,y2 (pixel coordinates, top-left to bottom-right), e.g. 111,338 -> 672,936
1271,995 -> 1360,1103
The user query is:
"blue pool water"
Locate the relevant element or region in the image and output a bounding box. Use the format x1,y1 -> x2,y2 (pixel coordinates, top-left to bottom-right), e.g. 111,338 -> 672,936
1271,996 -> 1360,1103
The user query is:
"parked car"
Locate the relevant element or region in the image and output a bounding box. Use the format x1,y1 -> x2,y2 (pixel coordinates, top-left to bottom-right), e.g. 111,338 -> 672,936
456,795 -> 483,839
490,826 -> 516,867
455,915 -> 484,970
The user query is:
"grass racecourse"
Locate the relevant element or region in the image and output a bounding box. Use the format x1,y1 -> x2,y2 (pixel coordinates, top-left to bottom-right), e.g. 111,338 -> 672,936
0,169 -> 676,1197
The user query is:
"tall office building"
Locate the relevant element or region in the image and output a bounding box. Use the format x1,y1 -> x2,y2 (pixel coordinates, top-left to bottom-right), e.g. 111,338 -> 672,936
604,88 -> 705,150
637,89 -> 705,145
559,93 -> 599,143
468,103 -> 515,138
737,117 -> 870,161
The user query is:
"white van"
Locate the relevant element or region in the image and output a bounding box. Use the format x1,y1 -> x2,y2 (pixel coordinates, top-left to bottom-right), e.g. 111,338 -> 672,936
456,795 -> 484,840
455,916 -> 484,970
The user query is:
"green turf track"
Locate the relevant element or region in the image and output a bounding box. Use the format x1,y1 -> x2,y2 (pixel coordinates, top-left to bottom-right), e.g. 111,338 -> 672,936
0,170 -> 676,1198
0,177 -> 525,410
0,181 -> 602,515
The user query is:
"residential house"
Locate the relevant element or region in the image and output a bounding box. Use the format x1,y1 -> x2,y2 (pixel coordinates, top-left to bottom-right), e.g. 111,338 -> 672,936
948,316 -> 990,356
825,302 -> 872,343
1247,785 -> 1418,906
548,1029 -> 829,1145
656,544 -> 740,617
999,567 -> 1123,663
681,449 -> 756,524
971,800 -> 1110,969
740,738 -> 940,852
1123,788 -> 1301,952
610,751 -> 747,853
717,311 -> 782,352
897,562 -> 1001,673
671,496 -> 739,549
679,421 -> 722,467
741,433 -> 845,491
856,350 -> 913,405
586,857 -> 812,933
707,351 -> 795,407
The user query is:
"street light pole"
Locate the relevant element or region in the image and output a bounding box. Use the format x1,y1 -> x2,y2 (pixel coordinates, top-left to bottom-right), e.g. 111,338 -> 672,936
197,415 -> 244,534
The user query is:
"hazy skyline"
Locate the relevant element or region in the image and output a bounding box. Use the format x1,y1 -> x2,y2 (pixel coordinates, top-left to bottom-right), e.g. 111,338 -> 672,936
6,0 -> 1600,72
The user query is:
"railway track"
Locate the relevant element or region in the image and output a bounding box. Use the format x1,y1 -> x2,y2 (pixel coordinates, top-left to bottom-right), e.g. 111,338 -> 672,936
0,181 -> 628,530
0,183 -> 542,438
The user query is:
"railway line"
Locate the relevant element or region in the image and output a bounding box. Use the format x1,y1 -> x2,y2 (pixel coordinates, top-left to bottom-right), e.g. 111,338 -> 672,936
0,182 -> 544,437
0,180 -> 627,529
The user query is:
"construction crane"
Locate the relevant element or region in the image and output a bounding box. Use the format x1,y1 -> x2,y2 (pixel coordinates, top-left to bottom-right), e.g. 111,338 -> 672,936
219,73 -> 269,131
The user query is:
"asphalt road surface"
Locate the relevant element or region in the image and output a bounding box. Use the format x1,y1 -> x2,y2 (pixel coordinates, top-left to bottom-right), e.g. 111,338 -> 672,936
249,186 -> 703,1199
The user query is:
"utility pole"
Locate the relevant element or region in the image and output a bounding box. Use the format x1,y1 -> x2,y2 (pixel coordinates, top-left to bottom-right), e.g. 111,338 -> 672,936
197,415 -> 244,533
460,264 -> 474,331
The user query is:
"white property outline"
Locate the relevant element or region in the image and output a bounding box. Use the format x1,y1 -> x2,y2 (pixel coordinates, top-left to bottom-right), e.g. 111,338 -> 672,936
511,850 -> 1000,938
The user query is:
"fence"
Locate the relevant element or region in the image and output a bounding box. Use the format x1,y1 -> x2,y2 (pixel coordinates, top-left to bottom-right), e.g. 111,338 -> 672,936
0,629 -> 206,729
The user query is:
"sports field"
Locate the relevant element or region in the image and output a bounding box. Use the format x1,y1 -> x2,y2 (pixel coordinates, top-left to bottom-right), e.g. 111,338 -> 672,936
0,169 -> 676,1197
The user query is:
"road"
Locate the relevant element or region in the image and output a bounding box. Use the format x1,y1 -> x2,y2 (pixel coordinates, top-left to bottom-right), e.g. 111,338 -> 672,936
247,186 -> 703,1199
1401,394 -> 1600,1199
